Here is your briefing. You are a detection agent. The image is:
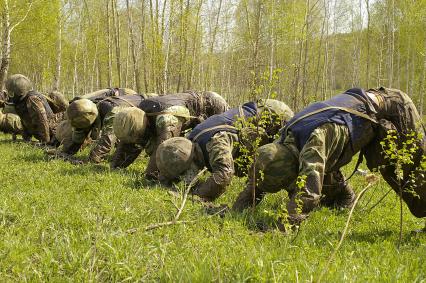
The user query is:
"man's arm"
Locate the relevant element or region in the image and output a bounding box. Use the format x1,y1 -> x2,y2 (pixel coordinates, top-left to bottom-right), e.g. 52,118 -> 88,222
193,132 -> 235,201
63,127 -> 90,155
89,114 -> 116,163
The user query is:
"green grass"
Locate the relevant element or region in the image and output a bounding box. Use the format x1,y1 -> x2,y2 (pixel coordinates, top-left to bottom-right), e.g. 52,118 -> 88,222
0,133 -> 425,282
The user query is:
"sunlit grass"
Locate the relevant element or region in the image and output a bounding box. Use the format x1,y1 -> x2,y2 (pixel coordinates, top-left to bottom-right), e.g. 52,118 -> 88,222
0,133 -> 425,281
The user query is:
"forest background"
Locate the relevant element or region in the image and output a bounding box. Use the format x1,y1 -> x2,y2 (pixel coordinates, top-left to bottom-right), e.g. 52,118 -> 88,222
0,0 -> 425,114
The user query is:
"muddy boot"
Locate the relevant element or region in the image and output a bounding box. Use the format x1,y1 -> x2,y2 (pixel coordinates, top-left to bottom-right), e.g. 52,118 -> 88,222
232,186 -> 265,212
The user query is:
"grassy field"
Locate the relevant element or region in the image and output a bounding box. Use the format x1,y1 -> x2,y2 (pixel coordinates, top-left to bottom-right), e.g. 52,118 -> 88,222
0,133 -> 425,282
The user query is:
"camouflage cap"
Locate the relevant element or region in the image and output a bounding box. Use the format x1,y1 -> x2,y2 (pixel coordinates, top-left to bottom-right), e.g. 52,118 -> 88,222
5,74 -> 33,98
156,137 -> 194,180
67,99 -> 98,129
48,91 -> 69,113
113,107 -> 148,143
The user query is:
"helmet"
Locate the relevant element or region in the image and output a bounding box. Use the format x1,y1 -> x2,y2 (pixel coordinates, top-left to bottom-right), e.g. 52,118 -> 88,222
48,91 -> 69,113
113,107 -> 148,143
67,99 -> 98,128
255,143 -> 298,192
5,74 -> 33,98
202,91 -> 229,116
156,137 -> 194,180
258,99 -> 294,121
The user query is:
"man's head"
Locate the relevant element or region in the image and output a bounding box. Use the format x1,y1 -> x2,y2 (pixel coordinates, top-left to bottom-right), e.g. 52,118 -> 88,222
113,107 -> 148,144
5,74 -> 33,99
67,99 -> 98,129
156,137 -> 200,182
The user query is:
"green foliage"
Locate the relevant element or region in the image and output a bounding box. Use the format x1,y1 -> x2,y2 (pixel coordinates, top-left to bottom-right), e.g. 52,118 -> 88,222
3,0 -> 425,114
380,130 -> 420,181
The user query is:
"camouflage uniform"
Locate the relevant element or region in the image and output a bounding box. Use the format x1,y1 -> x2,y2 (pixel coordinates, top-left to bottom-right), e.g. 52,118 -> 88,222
364,87 -> 426,219
156,100 -> 294,201
0,93 -> 22,137
5,74 -> 67,143
53,87 -> 137,158
233,88 -> 380,223
61,95 -> 143,163
111,91 -> 229,180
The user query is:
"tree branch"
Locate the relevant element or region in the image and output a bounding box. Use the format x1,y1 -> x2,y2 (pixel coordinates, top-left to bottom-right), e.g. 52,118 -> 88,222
10,0 -> 35,32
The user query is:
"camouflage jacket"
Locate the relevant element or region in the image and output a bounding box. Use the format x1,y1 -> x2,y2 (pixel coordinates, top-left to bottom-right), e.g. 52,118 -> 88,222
13,91 -> 61,142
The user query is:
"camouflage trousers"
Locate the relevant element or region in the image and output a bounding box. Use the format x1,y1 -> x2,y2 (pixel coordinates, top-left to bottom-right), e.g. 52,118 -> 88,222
233,123 -> 356,216
88,109 -> 118,163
